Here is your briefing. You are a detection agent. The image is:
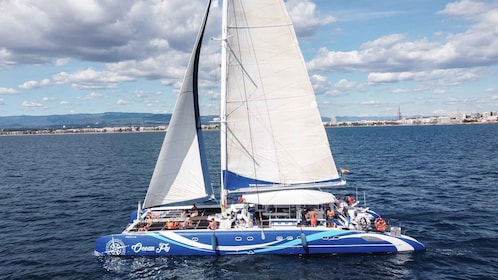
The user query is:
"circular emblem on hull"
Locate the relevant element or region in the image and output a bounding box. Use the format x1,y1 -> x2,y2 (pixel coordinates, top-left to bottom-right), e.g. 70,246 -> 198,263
105,238 -> 126,255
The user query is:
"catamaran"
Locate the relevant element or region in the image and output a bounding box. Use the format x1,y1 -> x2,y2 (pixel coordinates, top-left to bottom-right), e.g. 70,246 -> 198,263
95,0 -> 425,256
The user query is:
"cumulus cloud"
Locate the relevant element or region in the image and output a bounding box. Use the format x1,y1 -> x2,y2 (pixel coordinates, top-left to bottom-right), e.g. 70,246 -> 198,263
334,79 -> 357,91
308,0 -> 498,86
0,87 -> 19,94
52,68 -> 133,89
19,79 -> 50,89
21,101 -> 46,108
310,74 -> 337,95
361,100 -> 380,105
286,0 -> 336,37
367,68 -> 479,85
55,58 -> 70,66
80,92 -> 104,101
0,0 -> 217,66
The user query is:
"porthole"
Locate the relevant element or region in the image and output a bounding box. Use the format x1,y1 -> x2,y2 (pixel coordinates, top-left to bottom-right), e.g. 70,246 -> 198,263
192,237 -> 199,242
276,236 -> 283,241
235,236 -> 242,241
247,236 -> 254,241
286,236 -> 293,240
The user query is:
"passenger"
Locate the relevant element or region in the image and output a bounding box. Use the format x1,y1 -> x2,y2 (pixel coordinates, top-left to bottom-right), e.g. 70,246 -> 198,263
236,218 -> 246,228
309,209 -> 317,227
207,218 -> 217,230
326,207 -> 336,228
190,205 -> 199,218
166,221 -> 175,230
138,223 -> 149,232
183,217 -> 193,228
300,208 -> 309,226
145,211 -> 157,226
345,196 -> 357,206
180,210 -> 188,218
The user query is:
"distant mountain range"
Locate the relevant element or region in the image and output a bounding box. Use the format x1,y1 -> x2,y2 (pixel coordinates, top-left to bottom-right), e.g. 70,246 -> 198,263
0,112 -> 397,129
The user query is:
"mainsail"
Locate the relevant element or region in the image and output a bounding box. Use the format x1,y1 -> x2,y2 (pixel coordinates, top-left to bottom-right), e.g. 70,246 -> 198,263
221,0 -> 342,192
143,0 -> 212,208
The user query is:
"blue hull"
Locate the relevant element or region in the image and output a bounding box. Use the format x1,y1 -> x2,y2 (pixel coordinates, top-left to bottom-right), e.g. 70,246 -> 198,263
95,228 -> 425,256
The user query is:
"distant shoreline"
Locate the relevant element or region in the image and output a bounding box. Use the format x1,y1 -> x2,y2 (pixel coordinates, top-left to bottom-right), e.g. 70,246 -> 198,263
1,121 -> 496,136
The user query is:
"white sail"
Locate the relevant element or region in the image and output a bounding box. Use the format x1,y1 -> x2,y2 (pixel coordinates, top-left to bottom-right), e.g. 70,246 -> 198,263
143,0 -> 212,208
222,0 -> 341,192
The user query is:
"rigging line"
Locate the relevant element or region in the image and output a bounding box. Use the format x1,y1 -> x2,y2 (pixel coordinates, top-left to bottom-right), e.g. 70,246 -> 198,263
229,0 -> 259,188
226,44 -> 258,89
228,22 -> 293,29
226,125 -> 260,167
229,0 -> 264,220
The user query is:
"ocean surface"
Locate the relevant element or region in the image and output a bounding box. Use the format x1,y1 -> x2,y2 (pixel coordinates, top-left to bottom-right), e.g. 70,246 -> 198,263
1,124 -> 497,280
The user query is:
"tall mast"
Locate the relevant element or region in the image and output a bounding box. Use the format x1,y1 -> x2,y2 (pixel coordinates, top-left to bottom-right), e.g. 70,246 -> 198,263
219,0 -> 229,212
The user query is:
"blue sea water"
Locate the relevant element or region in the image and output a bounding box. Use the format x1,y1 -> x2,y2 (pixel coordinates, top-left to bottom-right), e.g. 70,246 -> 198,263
1,124 -> 497,280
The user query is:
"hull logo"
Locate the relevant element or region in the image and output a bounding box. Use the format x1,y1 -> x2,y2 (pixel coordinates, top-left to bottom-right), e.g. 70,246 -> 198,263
105,239 -> 126,255
156,243 -> 170,253
130,242 -> 171,254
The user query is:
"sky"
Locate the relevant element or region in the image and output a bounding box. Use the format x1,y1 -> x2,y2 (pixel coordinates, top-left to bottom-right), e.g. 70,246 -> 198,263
1,0 -> 498,118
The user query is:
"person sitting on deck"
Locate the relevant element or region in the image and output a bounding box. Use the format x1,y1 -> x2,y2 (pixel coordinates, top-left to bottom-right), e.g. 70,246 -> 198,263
138,223 -> 149,232
236,218 -> 246,228
190,205 -> 199,218
145,211 -> 157,226
207,218 -> 217,230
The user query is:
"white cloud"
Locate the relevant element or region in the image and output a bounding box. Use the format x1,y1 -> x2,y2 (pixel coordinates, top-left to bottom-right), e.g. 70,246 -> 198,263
392,88 -> 409,94
310,74 -> 337,95
52,68 -> 133,89
307,0 -> 498,89
0,0 -> 216,65
0,47 -> 14,67
55,58 -> 70,66
361,100 -> 380,105
437,0 -> 489,19
21,101 -> 46,108
0,87 -> 19,94
117,99 -> 129,105
334,79 -> 357,91
286,0 -> 336,37
80,92 -> 104,100
19,79 -> 50,89
367,68 -> 479,85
